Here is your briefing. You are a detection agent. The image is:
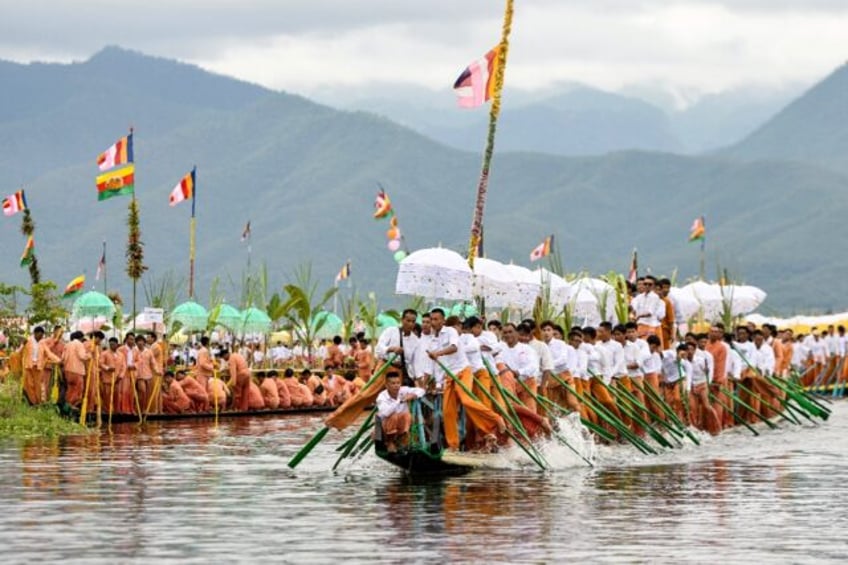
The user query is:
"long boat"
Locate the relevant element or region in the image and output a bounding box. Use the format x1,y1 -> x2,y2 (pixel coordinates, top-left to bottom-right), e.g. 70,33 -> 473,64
77,404 -> 334,424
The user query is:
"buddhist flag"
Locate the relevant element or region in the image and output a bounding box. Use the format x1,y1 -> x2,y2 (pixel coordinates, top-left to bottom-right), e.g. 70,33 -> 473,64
453,45 -> 501,109
63,275 -> 85,298
627,249 -> 638,284
2,189 -> 27,217
97,133 -> 134,171
169,168 -> 195,207
20,236 -> 34,267
95,248 -> 106,281
529,234 -> 554,262
241,221 -> 251,242
96,164 -> 135,201
373,189 -> 392,219
689,216 -> 705,243
335,261 -> 351,283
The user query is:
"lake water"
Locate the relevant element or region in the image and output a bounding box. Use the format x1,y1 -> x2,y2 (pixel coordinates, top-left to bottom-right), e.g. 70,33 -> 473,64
1,401 -> 847,563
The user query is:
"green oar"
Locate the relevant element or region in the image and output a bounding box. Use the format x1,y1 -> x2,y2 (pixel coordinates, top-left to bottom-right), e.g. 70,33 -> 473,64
553,375 -> 656,455
437,360 -> 549,471
288,354 -> 396,469
734,380 -> 799,426
718,385 -> 778,430
766,375 -> 830,420
609,380 -> 685,445
514,378 -> 594,467
708,392 -> 759,436
601,380 -> 675,449
630,379 -> 700,446
332,408 -> 376,471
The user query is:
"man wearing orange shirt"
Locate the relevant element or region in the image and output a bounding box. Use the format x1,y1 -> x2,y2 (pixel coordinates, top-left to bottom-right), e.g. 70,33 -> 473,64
62,331 -> 91,408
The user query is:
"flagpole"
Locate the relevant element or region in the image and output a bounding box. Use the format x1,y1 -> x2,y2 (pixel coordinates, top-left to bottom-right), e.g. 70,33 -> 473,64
102,240 -> 107,294
699,215 -> 706,281
189,166 -> 197,299
466,0 -> 514,269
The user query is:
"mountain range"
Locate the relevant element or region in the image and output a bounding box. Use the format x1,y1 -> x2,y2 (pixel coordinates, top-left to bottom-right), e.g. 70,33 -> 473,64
0,46 -> 846,315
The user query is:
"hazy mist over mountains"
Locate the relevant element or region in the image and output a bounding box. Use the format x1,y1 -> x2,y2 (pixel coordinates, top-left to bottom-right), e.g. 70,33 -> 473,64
0,47 -> 846,314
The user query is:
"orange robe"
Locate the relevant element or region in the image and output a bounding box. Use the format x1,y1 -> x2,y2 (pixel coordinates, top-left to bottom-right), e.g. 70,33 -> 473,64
661,296 -> 675,349
162,380 -> 192,414
275,378 -> 292,409
247,381 -> 265,410
260,378 -> 280,410
228,353 -> 251,411
99,349 -> 123,414
283,378 -> 313,408
20,337 -> 60,405
355,349 -> 373,381
207,378 -> 229,410
194,346 -> 215,390
62,340 -> 90,407
116,345 -> 138,414
180,376 -> 209,412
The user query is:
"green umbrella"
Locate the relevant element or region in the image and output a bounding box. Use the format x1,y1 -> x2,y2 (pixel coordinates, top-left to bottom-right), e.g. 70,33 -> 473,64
240,306 -> 272,334
450,302 -> 479,319
72,291 -> 116,319
214,303 -> 242,330
377,312 -> 399,334
171,301 -> 209,332
312,311 -> 343,340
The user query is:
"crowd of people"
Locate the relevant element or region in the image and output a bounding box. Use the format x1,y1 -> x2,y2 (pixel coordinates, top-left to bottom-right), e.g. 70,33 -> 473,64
362,276 -> 840,453
4,275 -> 840,437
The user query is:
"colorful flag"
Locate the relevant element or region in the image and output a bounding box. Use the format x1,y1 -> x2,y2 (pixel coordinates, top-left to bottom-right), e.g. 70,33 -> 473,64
689,216 -> 705,243
241,221 -> 251,242
97,133 -> 134,171
335,261 -> 351,283
169,168 -> 195,207
62,275 -> 85,298
95,249 -> 106,281
453,45 -> 501,109
373,190 -> 392,219
2,189 -> 27,217
627,249 -> 638,284
20,236 -> 34,267
529,234 -> 554,262
96,164 -> 135,201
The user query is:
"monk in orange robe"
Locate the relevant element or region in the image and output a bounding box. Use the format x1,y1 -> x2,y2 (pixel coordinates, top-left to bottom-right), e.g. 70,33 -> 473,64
162,371 -> 192,414
177,370 -> 209,412
20,327 -> 60,405
116,334 -> 138,414
323,336 -> 346,370
247,380 -> 265,410
222,349 -> 251,411
354,339 -> 374,382
62,331 -> 90,408
269,370 -> 291,409
194,336 -> 215,390
301,369 -> 328,406
259,372 -> 280,409
282,368 -> 313,408
705,327 -> 729,426
99,337 -> 124,415
136,337 -> 158,415
41,326 -> 65,403
207,376 -> 230,410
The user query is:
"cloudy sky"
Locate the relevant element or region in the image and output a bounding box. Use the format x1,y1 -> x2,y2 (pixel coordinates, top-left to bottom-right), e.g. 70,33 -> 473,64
1,0 -> 847,101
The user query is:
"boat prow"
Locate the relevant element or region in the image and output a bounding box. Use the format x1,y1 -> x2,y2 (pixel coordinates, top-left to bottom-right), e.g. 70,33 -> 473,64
375,444 -> 504,475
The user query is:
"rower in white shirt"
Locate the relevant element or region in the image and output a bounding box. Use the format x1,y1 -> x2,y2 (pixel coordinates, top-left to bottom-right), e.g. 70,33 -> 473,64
428,310 -> 504,451
499,322 -> 540,411
413,313 -> 434,388
541,320 -> 581,414
460,317 -> 492,406
630,276 -> 666,341
685,339 -> 721,435
581,326 -> 624,423
374,309 -> 419,385
660,344 -> 691,422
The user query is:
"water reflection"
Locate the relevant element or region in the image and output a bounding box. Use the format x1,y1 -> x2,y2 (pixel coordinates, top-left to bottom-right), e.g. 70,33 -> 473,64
2,406 -> 848,562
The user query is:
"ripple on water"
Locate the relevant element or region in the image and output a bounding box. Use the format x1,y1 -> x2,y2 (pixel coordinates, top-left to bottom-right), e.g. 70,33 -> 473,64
1,405 -> 848,562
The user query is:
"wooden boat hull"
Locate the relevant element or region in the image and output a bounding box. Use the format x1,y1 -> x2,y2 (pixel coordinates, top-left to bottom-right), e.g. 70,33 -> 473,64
375,444 -> 481,476
76,405 -> 334,424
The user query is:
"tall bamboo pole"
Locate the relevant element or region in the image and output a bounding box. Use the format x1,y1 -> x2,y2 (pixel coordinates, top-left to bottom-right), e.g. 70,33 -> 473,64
466,0 -> 514,269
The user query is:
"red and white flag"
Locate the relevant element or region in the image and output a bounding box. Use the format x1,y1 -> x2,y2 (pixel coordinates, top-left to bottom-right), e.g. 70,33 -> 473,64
529,235 -> 554,262
453,45 -> 501,109
169,168 -> 195,207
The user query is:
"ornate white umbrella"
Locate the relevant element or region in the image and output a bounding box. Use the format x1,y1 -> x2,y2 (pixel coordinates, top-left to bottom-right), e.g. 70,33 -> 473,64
721,284 -> 768,316
395,247 -> 473,301
473,257 -> 519,309
681,281 -> 724,320
571,277 -> 618,323
502,263 -> 542,311
668,287 -> 701,321
566,286 -> 601,326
